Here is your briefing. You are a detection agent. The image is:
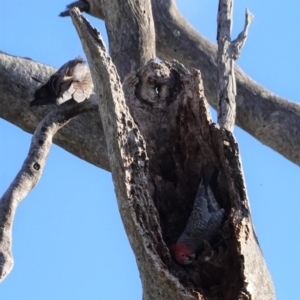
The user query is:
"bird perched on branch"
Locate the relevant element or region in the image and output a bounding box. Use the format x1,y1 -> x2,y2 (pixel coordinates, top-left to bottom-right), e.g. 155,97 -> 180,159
172,180 -> 225,265
30,57 -> 93,107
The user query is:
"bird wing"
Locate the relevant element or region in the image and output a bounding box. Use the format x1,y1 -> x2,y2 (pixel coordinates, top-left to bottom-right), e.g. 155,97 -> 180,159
56,60 -> 94,104
177,181 -> 225,253
72,71 -> 94,103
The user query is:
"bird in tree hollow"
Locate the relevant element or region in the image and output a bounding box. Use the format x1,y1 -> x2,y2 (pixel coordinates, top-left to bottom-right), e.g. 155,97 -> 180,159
30,57 -> 93,107
172,180 -> 225,265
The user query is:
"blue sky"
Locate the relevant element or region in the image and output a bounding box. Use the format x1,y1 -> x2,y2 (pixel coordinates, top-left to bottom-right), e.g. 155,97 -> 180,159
0,1 -> 299,299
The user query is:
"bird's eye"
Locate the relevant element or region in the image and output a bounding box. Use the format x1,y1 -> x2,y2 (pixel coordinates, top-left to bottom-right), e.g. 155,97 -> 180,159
181,254 -> 185,257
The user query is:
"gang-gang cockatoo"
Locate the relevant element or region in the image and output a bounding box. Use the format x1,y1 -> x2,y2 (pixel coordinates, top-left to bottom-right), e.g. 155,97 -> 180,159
172,180 -> 225,264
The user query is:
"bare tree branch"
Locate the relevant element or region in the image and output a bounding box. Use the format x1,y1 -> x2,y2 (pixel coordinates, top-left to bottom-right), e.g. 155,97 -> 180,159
0,3 -> 276,295
0,52 -> 110,170
151,0 -> 299,166
217,2 -> 254,131
59,0 -> 300,165
100,0 -> 156,80
0,0 -> 299,188
230,9 -> 254,60
0,100 -> 97,281
69,8 -> 193,300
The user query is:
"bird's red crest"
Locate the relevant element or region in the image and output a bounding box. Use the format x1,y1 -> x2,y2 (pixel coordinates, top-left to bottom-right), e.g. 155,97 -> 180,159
171,242 -> 193,264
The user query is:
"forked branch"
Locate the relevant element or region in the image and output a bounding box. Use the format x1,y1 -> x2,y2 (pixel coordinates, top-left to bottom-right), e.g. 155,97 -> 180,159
217,1 -> 254,131
58,0 -> 300,165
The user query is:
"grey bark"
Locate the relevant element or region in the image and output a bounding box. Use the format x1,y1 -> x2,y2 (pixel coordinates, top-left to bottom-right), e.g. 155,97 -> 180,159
1,1 -> 299,166
70,8 -> 193,300
100,0 -> 156,80
217,2 -> 253,131
60,0 -> 300,165
0,100 -> 97,281
0,2 -> 276,298
0,52 -> 110,171
70,7 -> 274,299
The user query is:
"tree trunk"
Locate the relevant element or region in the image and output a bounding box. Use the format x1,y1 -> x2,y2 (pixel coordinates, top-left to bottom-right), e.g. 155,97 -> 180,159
69,7 -> 274,299
1,0 -> 300,167
0,0 -> 293,299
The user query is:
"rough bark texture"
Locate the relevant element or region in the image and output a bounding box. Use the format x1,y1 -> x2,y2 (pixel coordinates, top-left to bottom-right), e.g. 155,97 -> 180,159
1,1 -> 300,165
0,2 -> 277,298
150,0 -> 299,165
62,0 -> 300,165
217,2 -> 253,131
70,8 -> 274,299
70,9 -> 193,300
125,60 -> 274,299
0,100 -> 97,281
1,1 -> 300,166
100,0 -> 156,80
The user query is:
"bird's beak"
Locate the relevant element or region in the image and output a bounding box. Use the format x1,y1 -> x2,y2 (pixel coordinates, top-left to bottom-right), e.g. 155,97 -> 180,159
182,253 -> 195,265
187,253 -> 195,262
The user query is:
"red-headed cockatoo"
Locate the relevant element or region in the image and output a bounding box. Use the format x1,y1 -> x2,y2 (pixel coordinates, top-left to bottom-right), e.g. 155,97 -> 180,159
173,180 -> 225,264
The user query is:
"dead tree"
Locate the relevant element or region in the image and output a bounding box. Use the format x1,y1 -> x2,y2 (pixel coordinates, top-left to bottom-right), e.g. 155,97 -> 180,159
1,1 -> 299,167
0,0 -> 279,299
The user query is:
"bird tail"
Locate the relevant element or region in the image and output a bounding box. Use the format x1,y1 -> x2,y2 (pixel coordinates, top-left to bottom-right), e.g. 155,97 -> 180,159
194,178 -> 222,212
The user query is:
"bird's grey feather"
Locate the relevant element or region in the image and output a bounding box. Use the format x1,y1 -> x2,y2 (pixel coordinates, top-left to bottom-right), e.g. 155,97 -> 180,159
177,180 -> 225,253
30,57 -> 94,107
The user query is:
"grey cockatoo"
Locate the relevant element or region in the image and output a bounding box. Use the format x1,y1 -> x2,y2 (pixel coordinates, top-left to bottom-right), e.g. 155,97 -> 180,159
172,180 -> 225,264
30,57 -> 93,107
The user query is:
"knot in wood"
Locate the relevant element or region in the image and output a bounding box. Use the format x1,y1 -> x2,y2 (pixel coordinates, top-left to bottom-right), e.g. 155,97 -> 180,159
133,61 -> 185,109
33,162 -> 40,171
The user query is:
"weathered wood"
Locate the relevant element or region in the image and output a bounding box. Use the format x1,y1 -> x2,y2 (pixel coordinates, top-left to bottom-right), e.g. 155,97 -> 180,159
100,0 -> 156,80
2,0 -> 300,165
70,8 -> 194,300
151,0 -> 299,165
0,100 -> 97,281
59,0 -> 300,165
69,7 -> 274,298
1,52 -> 299,171
217,2 -> 253,131
0,5 -> 276,297
124,60 -> 274,299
